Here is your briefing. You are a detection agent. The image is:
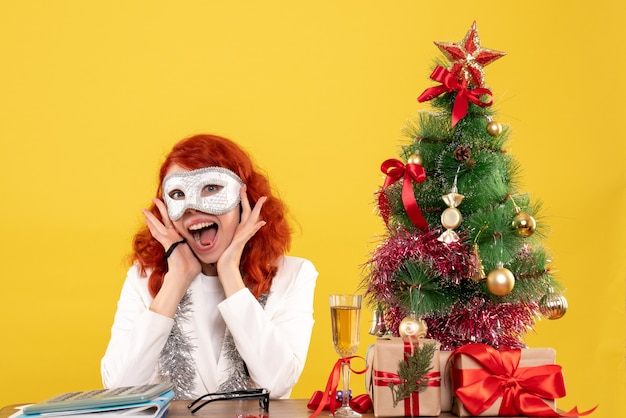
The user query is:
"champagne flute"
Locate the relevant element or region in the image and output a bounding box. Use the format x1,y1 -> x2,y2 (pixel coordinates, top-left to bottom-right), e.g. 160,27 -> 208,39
329,294 -> 362,418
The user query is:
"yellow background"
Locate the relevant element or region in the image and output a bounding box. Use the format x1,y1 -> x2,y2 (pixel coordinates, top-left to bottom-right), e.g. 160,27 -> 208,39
1,1 -> 624,415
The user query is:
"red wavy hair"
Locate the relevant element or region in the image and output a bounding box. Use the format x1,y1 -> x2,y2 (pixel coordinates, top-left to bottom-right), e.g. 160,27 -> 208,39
131,134 -> 292,298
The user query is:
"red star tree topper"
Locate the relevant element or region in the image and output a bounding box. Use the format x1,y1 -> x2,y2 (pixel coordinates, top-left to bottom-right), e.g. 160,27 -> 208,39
434,21 -> 506,87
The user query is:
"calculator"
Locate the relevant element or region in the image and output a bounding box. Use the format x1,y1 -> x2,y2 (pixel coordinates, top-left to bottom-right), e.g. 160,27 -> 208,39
22,383 -> 174,414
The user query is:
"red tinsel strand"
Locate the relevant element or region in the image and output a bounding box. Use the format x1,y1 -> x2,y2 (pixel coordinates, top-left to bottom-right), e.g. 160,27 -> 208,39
363,227 -> 475,338
364,226 -> 541,349
376,189 -> 392,227
365,227 -> 472,291
423,297 -> 538,350
377,294 -> 538,350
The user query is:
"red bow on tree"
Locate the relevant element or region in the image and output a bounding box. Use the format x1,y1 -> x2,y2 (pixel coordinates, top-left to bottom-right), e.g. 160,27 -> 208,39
417,65 -> 494,127
379,159 -> 429,232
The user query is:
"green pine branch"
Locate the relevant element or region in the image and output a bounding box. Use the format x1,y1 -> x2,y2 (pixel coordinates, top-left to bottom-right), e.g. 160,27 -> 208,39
395,260 -> 456,316
388,341 -> 438,407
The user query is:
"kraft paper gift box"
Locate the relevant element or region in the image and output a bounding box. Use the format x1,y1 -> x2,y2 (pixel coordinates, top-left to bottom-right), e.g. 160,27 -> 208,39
450,344 -> 562,417
439,350 -> 453,412
367,337 -> 441,417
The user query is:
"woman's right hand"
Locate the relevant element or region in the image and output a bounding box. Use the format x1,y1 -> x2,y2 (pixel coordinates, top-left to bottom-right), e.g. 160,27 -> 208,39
142,198 -> 201,316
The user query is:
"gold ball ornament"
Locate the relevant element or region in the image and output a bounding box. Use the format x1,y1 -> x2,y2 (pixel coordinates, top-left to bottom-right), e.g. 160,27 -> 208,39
398,316 -> 428,339
486,120 -> 503,136
486,263 -> 515,296
407,152 -> 423,166
539,289 -> 568,320
512,211 -> 537,237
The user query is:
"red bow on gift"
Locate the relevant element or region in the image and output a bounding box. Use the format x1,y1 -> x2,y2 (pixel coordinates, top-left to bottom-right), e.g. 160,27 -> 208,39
307,357 -> 370,418
451,343 -> 597,417
417,65 -> 494,127
379,159 -> 429,232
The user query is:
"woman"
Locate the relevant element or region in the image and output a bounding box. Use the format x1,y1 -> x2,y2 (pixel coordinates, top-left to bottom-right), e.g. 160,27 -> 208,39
101,134 -> 318,400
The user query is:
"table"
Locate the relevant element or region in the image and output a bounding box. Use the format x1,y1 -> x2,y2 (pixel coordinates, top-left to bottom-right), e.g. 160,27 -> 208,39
0,400 -> 575,418
0,400 -> 468,418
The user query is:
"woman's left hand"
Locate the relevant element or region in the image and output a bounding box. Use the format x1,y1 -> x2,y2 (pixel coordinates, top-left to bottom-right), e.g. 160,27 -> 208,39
217,185 -> 267,294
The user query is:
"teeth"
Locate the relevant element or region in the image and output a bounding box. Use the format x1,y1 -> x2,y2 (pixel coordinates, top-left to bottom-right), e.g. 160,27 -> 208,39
188,222 -> 215,244
188,222 -> 214,231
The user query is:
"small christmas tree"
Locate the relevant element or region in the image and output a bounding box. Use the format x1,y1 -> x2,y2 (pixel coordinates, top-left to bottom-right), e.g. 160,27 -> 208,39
364,21 -> 568,350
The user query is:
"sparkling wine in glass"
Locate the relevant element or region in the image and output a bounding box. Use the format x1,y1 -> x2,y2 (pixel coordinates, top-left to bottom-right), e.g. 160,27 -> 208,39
329,294 -> 362,418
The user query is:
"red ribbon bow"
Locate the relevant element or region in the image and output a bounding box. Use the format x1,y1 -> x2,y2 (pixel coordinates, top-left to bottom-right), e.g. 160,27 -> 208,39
451,343 -> 597,417
417,65 -> 494,127
307,357 -> 370,418
379,159 -> 429,231
306,391 -> 372,416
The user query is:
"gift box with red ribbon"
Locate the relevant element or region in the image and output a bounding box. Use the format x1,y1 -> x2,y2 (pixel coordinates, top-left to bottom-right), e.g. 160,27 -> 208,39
450,343 -> 597,417
366,337 -> 441,417
451,344 -> 558,416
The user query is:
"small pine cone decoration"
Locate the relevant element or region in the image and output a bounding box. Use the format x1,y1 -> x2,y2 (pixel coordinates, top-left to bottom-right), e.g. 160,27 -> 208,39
454,145 -> 471,163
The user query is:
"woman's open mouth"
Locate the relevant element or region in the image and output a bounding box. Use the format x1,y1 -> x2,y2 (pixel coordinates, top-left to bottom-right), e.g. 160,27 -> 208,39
188,221 -> 218,248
